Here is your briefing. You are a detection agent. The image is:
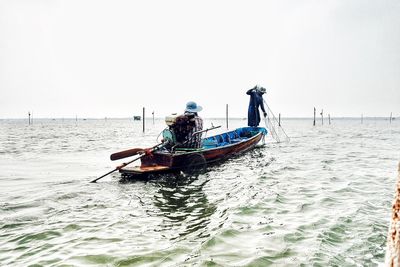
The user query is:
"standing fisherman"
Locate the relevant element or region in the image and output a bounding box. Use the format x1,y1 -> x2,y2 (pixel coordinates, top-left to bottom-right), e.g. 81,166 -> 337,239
246,85 -> 267,127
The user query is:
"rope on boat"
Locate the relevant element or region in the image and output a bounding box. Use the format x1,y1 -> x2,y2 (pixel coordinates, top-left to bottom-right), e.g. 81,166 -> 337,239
263,99 -> 290,143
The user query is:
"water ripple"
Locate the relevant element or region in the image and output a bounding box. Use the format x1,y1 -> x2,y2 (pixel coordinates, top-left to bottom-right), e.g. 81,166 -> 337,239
0,118 -> 398,266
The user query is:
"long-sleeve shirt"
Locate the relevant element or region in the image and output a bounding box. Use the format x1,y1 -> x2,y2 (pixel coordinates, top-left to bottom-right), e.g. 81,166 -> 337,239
173,112 -> 203,148
246,88 -> 266,127
183,112 -> 203,148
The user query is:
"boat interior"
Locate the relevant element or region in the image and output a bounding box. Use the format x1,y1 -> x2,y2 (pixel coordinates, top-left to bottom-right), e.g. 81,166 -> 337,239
202,127 -> 265,149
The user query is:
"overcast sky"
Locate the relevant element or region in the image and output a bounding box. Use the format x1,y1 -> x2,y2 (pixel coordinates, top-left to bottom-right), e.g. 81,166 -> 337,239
0,0 -> 399,119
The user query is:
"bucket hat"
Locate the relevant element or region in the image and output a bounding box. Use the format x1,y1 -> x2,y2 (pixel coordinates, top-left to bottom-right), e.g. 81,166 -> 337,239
258,87 -> 266,94
185,101 -> 203,113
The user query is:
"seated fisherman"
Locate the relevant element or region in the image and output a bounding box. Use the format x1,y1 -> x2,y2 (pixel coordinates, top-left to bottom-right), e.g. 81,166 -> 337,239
173,101 -> 203,148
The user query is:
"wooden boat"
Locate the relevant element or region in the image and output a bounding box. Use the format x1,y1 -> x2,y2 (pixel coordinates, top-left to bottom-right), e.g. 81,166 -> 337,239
119,126 -> 267,179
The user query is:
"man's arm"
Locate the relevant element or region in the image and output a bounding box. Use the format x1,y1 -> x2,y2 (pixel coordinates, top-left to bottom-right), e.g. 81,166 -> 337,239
246,85 -> 258,95
259,97 -> 267,117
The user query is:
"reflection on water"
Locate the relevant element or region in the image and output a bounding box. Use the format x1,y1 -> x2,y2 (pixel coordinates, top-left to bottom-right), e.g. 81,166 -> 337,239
152,174 -> 216,240
122,172 -> 217,242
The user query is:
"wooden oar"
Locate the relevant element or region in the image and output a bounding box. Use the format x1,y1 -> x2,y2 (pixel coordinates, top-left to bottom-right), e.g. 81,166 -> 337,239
110,148 -> 144,161
110,142 -> 164,161
90,154 -> 145,183
91,142 -> 166,183
193,125 -> 221,136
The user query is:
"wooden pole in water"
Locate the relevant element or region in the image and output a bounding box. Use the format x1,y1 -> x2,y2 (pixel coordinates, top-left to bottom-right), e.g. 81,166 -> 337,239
278,113 -> 281,127
28,112 -> 31,125
152,111 -> 154,125
142,107 -> 145,133
328,114 -> 331,125
361,114 -> 363,124
313,107 -> 316,126
385,162 -> 400,266
226,104 -> 229,130
321,109 -> 324,125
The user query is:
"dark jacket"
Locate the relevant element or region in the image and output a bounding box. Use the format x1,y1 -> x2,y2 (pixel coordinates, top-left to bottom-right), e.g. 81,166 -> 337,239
172,112 -> 203,148
247,88 -> 266,127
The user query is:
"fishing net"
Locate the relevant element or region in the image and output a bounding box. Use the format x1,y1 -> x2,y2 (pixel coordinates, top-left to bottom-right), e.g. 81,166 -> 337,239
263,100 -> 290,143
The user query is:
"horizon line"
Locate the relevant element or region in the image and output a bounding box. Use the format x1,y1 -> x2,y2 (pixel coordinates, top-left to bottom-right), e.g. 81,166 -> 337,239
0,116 -> 397,120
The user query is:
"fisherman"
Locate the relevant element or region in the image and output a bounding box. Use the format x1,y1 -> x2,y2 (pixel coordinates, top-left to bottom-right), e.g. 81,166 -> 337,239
172,101 -> 203,148
246,85 -> 267,127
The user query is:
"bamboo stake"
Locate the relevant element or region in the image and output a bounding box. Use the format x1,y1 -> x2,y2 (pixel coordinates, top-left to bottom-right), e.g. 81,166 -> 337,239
226,104 -> 229,130
321,109 -> 324,125
278,113 -> 281,127
313,107 -> 316,126
143,107 -> 145,133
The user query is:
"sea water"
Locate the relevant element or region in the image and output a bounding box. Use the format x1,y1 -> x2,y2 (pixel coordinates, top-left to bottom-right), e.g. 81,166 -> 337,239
0,118 -> 399,266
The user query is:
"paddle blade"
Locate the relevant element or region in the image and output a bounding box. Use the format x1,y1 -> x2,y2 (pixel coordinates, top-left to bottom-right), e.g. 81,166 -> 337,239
110,148 -> 144,161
